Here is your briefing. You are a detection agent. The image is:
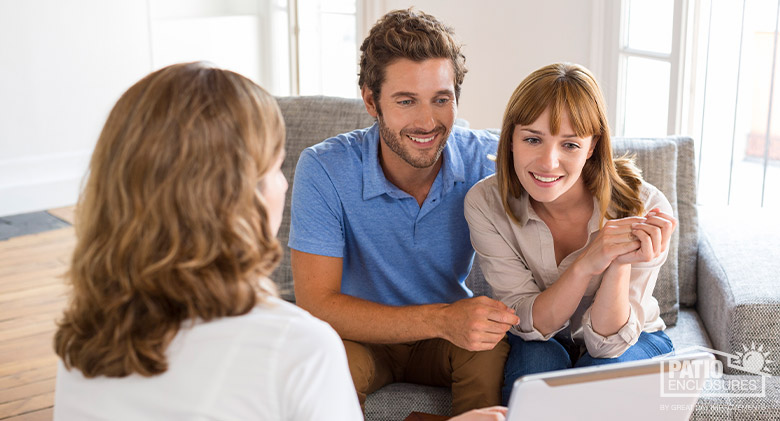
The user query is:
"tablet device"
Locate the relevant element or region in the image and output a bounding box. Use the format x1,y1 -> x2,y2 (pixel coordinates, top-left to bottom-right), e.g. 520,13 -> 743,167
506,351 -> 715,421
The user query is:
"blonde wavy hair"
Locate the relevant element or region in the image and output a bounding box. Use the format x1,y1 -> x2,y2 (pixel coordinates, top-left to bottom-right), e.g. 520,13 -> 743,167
54,62 -> 285,377
496,62 -> 645,225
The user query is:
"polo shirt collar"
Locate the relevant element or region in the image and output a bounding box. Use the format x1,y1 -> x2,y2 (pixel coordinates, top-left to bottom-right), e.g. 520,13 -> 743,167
362,123 -> 466,200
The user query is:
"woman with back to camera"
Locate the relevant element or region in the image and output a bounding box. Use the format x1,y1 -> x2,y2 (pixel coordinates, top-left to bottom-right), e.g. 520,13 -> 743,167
464,63 -> 678,404
53,61 -> 507,421
52,62 -> 363,420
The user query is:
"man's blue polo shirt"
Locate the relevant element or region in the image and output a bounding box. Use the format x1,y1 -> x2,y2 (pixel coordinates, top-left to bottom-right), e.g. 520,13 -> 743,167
288,123 -> 497,306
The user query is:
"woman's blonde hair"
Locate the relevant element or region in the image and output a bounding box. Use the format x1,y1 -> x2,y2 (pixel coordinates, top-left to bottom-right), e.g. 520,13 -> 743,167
54,62 -> 285,377
496,62 -> 644,224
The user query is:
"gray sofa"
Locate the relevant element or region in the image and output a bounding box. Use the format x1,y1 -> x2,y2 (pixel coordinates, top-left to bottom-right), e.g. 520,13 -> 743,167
272,95 -> 780,420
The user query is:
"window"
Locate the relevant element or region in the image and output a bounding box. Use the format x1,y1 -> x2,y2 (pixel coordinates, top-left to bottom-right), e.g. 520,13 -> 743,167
149,0 -> 291,95
688,0 -> 780,208
148,0 -> 358,98
296,0 -> 358,97
616,0 -> 779,208
616,0 -> 684,137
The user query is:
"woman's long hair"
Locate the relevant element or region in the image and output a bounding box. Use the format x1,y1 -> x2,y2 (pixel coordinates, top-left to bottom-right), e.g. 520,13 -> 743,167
54,62 -> 285,377
495,62 -> 644,224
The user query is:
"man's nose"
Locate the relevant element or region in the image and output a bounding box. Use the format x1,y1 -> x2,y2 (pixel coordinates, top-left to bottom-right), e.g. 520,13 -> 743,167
413,103 -> 436,132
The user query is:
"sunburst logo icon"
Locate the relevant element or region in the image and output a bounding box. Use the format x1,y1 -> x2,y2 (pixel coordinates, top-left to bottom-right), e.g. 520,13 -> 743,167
732,342 -> 774,375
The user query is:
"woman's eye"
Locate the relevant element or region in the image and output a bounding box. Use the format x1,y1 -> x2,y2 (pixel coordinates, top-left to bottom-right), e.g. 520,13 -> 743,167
524,137 -> 541,144
563,142 -> 581,150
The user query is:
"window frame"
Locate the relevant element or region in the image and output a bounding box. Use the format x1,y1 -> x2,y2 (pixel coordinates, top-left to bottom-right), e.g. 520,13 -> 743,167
599,0 -> 691,137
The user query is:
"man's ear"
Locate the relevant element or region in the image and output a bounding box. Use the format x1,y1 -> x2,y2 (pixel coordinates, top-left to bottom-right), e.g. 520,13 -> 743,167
361,86 -> 379,118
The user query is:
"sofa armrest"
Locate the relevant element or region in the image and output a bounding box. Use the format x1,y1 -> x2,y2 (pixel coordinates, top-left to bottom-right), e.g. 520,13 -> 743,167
696,205 -> 780,375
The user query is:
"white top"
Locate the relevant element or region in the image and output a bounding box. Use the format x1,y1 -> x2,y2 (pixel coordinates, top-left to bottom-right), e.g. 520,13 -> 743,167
465,175 -> 669,358
54,297 -> 363,420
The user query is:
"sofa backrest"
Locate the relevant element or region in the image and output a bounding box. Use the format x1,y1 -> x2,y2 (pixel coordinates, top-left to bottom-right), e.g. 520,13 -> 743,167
610,137 -> 699,325
272,95 -> 698,326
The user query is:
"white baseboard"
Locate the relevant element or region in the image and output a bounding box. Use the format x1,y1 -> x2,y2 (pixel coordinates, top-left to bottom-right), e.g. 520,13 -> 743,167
0,150 -> 92,217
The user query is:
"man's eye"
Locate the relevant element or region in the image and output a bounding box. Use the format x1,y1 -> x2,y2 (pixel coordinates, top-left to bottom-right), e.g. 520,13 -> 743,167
398,100 -> 413,105
436,98 -> 450,104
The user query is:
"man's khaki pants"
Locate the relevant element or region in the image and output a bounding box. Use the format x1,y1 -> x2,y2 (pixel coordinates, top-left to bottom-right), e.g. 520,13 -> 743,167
343,337 -> 510,415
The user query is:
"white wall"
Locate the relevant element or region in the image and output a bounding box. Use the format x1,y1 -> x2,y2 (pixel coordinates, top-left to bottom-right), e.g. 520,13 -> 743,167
0,0 -> 602,216
366,0 -> 597,130
0,0 -> 152,217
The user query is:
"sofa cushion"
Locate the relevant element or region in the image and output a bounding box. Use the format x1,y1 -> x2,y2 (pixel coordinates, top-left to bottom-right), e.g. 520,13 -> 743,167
664,308 -> 713,350
364,383 -> 451,420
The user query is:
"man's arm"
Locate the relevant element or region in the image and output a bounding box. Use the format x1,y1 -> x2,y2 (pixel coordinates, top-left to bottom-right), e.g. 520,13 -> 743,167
292,249 -> 518,351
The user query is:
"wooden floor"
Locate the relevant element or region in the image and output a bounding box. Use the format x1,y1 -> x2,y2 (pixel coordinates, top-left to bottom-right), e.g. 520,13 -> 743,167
0,207 -> 76,420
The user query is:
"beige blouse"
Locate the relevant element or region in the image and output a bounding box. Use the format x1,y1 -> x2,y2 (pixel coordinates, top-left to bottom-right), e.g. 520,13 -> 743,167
464,175 -> 669,358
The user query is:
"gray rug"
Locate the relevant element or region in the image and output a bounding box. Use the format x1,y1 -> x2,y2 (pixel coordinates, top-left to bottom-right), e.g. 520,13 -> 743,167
0,211 -> 71,241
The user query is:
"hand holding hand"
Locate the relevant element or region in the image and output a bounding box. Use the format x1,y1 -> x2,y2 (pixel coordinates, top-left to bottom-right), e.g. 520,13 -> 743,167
615,208 -> 677,264
575,216 -> 645,276
439,296 -> 519,351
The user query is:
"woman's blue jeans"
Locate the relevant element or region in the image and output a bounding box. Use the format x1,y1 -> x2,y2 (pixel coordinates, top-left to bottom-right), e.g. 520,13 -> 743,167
502,330 -> 673,405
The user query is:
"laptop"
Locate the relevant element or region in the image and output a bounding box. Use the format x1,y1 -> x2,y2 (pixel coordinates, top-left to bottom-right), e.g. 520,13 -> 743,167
506,351 -> 715,421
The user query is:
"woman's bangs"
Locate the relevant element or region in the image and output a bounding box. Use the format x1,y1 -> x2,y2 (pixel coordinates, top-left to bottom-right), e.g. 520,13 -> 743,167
560,86 -> 601,138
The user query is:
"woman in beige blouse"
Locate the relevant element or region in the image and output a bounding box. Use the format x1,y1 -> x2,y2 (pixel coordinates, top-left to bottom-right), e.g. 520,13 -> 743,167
464,63 -> 678,404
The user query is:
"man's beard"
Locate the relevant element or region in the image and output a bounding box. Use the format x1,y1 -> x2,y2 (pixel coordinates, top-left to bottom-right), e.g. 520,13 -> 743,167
377,115 -> 449,169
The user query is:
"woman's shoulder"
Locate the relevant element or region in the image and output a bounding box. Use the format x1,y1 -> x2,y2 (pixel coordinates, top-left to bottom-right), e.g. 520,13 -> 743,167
465,174 -> 533,227
465,174 -> 500,206
192,296 -> 336,344
637,180 -> 673,212
245,298 -> 345,363
250,297 -> 334,333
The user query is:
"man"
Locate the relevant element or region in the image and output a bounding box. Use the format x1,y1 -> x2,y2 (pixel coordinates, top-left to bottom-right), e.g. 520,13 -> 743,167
289,8 -> 519,414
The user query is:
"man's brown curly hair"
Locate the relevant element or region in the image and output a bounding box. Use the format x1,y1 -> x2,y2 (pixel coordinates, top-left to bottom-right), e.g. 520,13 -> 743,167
359,8 -> 467,104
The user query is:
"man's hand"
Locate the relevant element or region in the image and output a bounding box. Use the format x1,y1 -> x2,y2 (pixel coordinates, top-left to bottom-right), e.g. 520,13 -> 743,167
438,296 -> 519,351
294,249 -> 513,345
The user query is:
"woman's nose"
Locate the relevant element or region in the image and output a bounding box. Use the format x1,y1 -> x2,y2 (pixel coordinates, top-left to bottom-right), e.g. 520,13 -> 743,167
537,145 -> 559,170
